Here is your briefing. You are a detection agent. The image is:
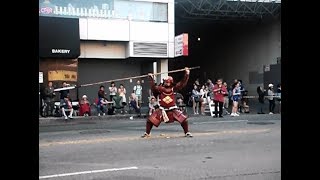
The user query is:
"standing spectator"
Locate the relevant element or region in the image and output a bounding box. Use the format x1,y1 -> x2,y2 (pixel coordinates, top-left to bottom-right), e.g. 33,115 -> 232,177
118,84 -> 127,107
276,84 -> 281,114
267,84 -> 276,114
98,85 -> 107,99
228,83 -> 233,107
257,86 -> 266,114
199,85 -> 208,115
233,79 -> 238,84
44,81 -> 56,116
238,80 -> 245,112
213,79 -> 227,118
133,80 -> 143,107
191,84 -> 200,115
231,81 -> 241,117
238,80 -> 245,93
79,95 -> 90,116
222,82 -> 230,115
109,82 -> 117,102
194,78 -> 200,86
40,84 -> 46,117
206,79 -> 214,100
97,85 -> 108,116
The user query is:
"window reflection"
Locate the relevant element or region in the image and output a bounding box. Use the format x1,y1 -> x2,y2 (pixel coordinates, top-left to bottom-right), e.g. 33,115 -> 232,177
39,0 -> 168,22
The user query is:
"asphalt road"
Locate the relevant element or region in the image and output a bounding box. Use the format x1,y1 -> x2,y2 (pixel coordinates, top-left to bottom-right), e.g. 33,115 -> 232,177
39,114 -> 281,180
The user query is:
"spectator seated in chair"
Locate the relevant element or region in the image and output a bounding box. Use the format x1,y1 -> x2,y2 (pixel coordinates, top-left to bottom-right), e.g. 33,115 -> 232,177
175,92 -> 186,112
96,97 -> 112,116
240,90 -> 250,113
129,91 -> 141,116
148,96 -> 158,116
61,96 -> 74,120
112,93 -> 125,114
79,95 -> 91,117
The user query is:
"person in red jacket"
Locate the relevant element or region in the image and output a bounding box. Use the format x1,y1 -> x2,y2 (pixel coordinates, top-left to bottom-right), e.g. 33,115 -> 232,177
213,79 -> 227,118
79,95 -> 91,116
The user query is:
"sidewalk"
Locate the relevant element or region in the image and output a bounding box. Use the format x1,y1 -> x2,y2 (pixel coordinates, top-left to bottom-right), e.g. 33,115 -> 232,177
39,113 -> 147,124
39,100 -> 280,124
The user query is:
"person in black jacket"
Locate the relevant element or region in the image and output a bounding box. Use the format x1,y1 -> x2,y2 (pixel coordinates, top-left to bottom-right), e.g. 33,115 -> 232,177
39,84 -> 46,117
44,81 -> 56,116
60,82 -> 70,104
257,86 -> 266,114
276,83 -> 281,113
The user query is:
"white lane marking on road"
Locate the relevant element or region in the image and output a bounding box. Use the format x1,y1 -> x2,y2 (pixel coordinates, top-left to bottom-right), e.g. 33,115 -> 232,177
39,166 -> 138,179
193,120 -> 249,124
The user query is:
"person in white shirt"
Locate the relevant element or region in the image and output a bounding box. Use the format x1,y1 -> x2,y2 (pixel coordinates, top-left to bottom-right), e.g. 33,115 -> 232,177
118,84 -> 127,106
133,80 -> 143,106
192,84 -> 200,115
267,84 -> 276,114
199,85 -> 208,115
109,81 -> 117,101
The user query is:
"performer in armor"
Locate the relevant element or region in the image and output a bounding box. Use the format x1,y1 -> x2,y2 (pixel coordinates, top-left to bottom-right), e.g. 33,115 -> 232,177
142,67 -> 193,138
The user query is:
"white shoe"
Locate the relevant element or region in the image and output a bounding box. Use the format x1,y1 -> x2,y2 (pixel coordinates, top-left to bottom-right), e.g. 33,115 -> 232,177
98,113 -> 100,116
185,132 -> 193,137
103,113 -> 106,116
269,112 -> 273,114
230,113 -> 235,117
141,132 -> 151,138
64,116 -> 68,120
235,113 -> 239,116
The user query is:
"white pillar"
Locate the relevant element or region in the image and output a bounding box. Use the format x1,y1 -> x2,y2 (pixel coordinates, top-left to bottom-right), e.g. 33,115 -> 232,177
153,61 -> 157,83
156,59 -> 168,84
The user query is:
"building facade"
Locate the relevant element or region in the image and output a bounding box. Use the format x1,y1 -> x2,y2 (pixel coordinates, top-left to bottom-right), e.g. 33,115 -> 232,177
39,0 -> 175,104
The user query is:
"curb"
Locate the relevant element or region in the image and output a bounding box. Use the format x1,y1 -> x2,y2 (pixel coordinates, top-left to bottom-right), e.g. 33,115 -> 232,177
39,113 -> 148,125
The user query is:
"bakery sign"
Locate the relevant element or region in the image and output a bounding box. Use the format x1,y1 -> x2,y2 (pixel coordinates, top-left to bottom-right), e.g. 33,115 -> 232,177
174,33 -> 188,57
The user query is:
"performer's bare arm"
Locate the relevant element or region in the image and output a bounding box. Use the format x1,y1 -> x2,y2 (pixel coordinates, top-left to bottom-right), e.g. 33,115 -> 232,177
174,67 -> 190,91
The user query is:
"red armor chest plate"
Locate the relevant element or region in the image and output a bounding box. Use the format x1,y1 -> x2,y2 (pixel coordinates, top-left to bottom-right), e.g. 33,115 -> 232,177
159,89 -> 175,108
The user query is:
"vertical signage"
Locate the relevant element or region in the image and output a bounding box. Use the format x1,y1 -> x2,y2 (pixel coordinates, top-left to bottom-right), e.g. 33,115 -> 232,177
175,33 -> 188,57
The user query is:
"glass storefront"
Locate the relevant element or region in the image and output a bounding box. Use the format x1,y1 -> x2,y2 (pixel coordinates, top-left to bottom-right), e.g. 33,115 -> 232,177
39,0 -> 168,22
39,58 -> 79,102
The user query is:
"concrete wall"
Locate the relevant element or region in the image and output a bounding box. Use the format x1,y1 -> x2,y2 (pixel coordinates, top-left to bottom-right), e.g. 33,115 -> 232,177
79,41 -> 127,59
78,59 -> 153,104
78,0 -> 175,58
175,18 -> 281,95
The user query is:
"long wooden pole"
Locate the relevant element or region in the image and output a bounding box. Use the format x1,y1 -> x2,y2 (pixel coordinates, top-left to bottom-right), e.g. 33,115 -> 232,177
79,66 -> 200,87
